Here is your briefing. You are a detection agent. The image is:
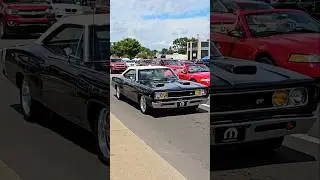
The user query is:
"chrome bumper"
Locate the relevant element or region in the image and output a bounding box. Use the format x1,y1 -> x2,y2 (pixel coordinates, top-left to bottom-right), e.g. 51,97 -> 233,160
151,98 -> 208,108
211,115 -> 317,145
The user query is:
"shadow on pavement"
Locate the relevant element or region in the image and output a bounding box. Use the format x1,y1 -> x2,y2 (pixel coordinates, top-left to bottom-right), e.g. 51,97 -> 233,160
211,146 -> 317,171
115,94 -> 208,118
10,104 -> 98,156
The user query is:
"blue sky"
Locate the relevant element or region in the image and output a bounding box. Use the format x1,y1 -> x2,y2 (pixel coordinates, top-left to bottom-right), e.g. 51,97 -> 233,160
110,0 -> 209,50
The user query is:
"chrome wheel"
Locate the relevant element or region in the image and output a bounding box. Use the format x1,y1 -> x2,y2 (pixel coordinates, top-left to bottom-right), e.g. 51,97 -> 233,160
140,96 -> 147,113
21,80 -> 31,116
97,108 -> 110,159
116,86 -> 120,99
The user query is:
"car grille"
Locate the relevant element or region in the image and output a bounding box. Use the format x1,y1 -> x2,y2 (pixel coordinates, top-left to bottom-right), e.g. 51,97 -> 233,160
211,91 -> 274,112
65,9 -> 78,13
17,9 -> 46,18
168,90 -> 201,98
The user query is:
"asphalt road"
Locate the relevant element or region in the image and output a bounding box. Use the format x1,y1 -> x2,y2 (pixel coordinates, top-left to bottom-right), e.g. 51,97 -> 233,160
0,38 -> 109,180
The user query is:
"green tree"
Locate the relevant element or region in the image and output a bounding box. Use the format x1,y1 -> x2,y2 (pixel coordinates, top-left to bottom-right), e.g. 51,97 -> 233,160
172,37 -> 197,54
111,38 -> 142,59
161,48 -> 168,55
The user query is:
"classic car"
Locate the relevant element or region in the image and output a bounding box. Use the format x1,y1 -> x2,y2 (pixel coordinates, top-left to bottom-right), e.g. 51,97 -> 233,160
110,58 -> 127,73
111,66 -> 209,114
178,64 -> 210,87
159,59 -> 185,74
0,0 -> 56,38
210,44 -> 319,151
1,14 -> 110,163
211,9 -> 320,82
122,59 -> 136,67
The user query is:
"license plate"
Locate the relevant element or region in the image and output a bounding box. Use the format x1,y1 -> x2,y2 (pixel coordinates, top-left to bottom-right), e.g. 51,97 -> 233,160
178,101 -> 187,107
214,126 -> 246,143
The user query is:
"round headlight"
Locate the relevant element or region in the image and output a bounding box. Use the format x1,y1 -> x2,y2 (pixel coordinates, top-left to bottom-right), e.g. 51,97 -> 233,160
288,88 -> 308,106
154,92 -> 168,99
272,89 -> 288,107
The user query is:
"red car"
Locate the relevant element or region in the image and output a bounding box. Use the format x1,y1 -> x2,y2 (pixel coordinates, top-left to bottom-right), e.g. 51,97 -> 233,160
110,58 -> 127,74
0,0 -> 56,38
159,59 -> 185,74
211,9 -> 320,81
178,64 -> 210,87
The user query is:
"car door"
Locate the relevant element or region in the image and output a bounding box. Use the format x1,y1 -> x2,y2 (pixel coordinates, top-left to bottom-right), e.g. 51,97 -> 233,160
122,69 -> 137,100
39,23 -> 85,125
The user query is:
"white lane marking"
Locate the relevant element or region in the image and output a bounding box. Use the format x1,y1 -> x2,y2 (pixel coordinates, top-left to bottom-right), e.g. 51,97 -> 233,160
290,134 -> 320,145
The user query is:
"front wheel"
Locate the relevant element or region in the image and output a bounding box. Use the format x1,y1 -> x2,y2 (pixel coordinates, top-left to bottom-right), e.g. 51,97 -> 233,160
20,78 -> 42,122
139,95 -> 151,114
95,108 -> 110,164
115,86 -> 122,100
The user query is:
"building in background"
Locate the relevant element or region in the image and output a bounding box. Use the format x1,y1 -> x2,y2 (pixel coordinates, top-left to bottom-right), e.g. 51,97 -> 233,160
186,39 -> 209,60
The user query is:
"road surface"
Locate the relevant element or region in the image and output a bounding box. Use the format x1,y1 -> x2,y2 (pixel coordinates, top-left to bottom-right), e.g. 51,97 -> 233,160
0,37 -> 109,180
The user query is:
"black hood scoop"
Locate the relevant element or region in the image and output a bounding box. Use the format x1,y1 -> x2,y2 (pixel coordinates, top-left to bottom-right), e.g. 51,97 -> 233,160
213,62 -> 257,75
155,83 -> 165,87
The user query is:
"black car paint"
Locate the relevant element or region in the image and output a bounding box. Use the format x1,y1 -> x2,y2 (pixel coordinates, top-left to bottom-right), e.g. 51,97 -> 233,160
112,71 -> 208,106
4,43 -> 109,133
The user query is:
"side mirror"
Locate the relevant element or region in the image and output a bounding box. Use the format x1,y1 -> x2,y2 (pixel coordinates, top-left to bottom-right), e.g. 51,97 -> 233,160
228,30 -> 243,38
64,47 -> 72,57
129,76 -> 134,81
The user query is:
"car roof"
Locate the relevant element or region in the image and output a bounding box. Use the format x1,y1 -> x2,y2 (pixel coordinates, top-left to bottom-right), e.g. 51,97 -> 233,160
127,66 -> 169,70
59,14 -> 110,26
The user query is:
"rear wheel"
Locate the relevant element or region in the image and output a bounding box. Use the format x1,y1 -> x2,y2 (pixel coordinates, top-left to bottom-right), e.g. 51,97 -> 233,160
95,108 -> 110,164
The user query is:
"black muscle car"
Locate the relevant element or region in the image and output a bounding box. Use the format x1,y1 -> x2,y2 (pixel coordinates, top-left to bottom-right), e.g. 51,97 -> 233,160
210,45 -> 319,151
1,14 -> 110,163
111,66 -> 209,114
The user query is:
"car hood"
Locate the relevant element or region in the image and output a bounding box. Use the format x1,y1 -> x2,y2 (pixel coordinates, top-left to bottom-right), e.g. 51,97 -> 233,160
211,57 -> 314,91
259,33 -> 320,53
7,4 -> 49,9
140,80 -> 206,91
190,72 -> 210,79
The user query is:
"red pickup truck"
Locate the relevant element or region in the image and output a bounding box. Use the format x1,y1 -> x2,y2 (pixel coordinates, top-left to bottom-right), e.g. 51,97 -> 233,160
0,0 -> 56,38
211,9 -> 320,82
110,58 -> 127,74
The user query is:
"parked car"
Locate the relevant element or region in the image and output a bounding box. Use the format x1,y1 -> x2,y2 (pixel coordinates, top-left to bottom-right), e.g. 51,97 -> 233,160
210,44 -> 319,151
49,0 -> 83,19
123,59 -> 136,67
111,66 -> 209,114
178,64 -> 210,87
1,14 -> 110,163
159,59 -> 185,74
0,0 -> 56,38
110,58 -> 127,73
211,9 -> 320,82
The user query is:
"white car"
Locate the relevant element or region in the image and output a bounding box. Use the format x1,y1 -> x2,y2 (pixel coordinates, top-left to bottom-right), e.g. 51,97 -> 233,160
123,59 -> 136,67
49,0 -> 83,19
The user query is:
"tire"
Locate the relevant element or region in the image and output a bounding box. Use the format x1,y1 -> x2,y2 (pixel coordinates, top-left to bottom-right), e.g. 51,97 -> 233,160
257,56 -> 275,66
139,95 -> 151,114
115,86 -> 122,100
187,105 -> 199,112
0,22 -> 6,39
20,78 -> 41,122
94,108 -> 110,164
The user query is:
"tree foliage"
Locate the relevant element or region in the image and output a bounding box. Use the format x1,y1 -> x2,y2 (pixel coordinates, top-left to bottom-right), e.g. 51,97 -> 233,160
111,38 -> 142,59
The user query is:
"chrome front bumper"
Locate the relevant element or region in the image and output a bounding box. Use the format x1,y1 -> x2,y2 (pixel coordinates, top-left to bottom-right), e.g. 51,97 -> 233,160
151,98 -> 208,108
211,115 -> 317,145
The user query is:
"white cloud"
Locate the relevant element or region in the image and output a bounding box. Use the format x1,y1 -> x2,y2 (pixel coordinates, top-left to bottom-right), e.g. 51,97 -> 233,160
110,0 -> 209,50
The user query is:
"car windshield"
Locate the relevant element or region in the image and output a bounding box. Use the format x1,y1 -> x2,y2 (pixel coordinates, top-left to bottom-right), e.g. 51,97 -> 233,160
126,60 -> 134,63
4,0 -> 48,3
246,12 -> 320,37
188,65 -> 210,73
111,59 -> 122,62
164,60 -> 182,65
237,2 -> 273,10
138,68 -> 178,81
